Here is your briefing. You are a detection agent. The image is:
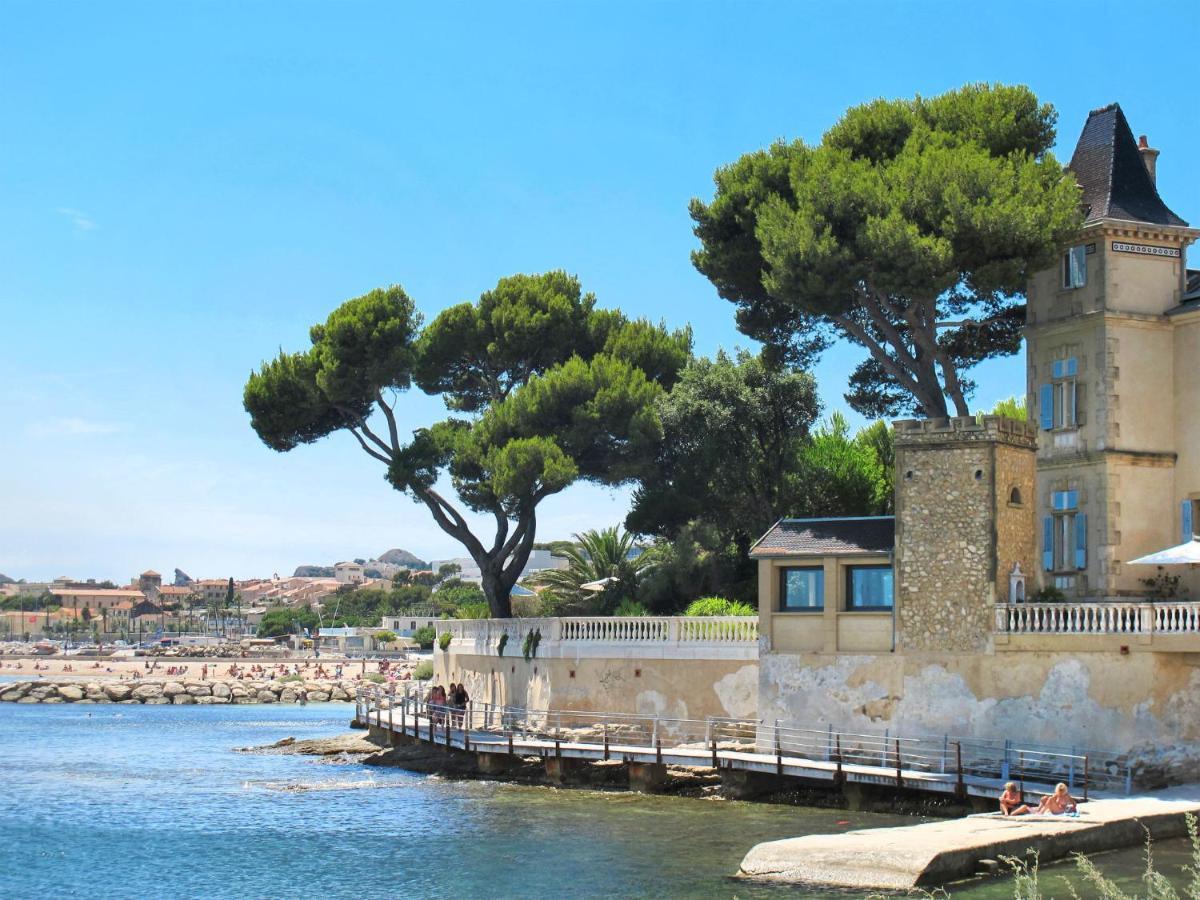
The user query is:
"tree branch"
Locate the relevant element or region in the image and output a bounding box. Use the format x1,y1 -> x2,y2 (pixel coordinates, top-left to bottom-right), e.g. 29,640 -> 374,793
347,427 -> 392,465
374,391 -> 401,454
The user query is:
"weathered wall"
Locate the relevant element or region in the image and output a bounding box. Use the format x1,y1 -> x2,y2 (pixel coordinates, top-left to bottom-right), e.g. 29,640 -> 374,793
435,650 -> 758,722
758,650 -> 1200,757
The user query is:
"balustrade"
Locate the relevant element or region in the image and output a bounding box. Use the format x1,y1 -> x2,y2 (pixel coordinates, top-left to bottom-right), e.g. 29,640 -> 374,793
996,601 -> 1200,636
436,615 -> 758,651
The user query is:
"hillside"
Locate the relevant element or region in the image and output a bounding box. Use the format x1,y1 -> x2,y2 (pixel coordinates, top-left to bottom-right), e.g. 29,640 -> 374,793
376,549 -> 427,569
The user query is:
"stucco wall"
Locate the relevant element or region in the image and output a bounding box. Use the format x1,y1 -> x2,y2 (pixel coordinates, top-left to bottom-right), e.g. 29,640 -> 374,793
435,650 -> 759,723
758,650 -> 1200,757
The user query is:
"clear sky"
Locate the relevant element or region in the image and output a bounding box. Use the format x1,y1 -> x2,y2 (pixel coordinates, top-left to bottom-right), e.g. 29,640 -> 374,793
3,1 -> 1197,582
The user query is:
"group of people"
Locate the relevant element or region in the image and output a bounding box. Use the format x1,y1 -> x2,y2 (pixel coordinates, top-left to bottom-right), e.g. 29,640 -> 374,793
426,682 -> 470,727
1000,782 -> 1078,816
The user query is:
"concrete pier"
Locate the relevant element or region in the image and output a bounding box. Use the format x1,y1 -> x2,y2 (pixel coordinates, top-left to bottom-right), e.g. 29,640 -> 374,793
738,791 -> 1200,890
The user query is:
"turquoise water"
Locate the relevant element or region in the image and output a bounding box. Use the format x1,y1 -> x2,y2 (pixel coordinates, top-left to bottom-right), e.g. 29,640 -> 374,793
0,703 -> 1192,898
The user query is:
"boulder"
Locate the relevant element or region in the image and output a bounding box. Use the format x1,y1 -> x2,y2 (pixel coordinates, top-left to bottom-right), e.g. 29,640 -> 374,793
173,693 -> 196,705
144,696 -> 171,705
132,683 -> 163,701
229,684 -> 249,699
76,699 -> 96,704
117,699 -> 140,704
330,688 -> 350,701
194,696 -> 217,705
211,682 -> 232,698
161,682 -> 187,697
103,683 -> 134,701
307,691 -> 330,703
186,682 -> 212,697
42,697 -> 64,703
85,691 -> 107,701
1,689 -> 25,703
84,682 -> 102,695
17,696 -> 40,703
30,685 -> 56,698
57,685 -> 85,701
280,689 -> 297,704
256,690 -> 277,704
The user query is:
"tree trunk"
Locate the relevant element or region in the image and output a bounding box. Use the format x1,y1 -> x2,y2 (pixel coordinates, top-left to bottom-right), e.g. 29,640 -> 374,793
479,566 -> 515,619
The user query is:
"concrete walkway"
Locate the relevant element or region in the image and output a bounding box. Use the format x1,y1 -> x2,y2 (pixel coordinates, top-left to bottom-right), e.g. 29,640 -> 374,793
738,790 -> 1200,890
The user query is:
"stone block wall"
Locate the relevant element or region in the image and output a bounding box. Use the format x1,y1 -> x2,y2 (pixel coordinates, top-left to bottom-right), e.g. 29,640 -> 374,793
893,416 -> 1037,652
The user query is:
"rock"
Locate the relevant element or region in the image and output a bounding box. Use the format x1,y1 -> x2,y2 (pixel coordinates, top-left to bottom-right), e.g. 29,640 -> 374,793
84,682 -> 102,695
1,690 -> 25,702
230,685 -> 249,699
42,697 -> 64,703
57,685 -> 85,701
144,696 -> 171,705
162,682 -> 187,697
85,691 -> 107,701
280,689 -> 297,703
257,690 -> 277,704
211,682 -> 232,698
117,699 -> 140,704
195,696 -> 216,704
17,696 -> 39,703
330,688 -> 350,701
186,683 -> 212,697
132,684 -> 163,701
173,693 -> 196,705
308,691 -> 330,703
104,683 -> 133,701
76,699 -> 96,704
30,685 -> 55,698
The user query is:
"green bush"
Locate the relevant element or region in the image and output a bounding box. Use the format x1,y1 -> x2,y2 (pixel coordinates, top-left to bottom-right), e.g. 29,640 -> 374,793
522,628 -> 541,661
364,673 -> 386,684
1032,585 -> 1067,603
412,625 -> 435,650
497,633 -> 509,657
455,601 -> 490,619
412,661 -> 434,681
373,630 -> 397,644
438,631 -> 452,651
278,673 -> 303,683
614,598 -> 650,617
684,597 -> 756,617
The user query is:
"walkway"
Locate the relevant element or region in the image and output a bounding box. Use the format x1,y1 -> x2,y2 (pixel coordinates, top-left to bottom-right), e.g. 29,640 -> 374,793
355,686 -> 1128,802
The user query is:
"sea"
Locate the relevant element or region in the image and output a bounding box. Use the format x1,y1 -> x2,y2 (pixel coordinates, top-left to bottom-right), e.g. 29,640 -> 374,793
0,699 -> 1192,899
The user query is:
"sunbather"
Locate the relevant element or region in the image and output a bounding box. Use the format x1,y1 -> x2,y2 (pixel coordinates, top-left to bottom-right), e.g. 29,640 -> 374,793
999,782 -> 1030,816
1036,783 -> 1077,815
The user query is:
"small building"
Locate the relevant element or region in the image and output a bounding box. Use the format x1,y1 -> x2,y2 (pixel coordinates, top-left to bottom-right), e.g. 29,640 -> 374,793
751,517 -> 895,654
334,562 -> 366,585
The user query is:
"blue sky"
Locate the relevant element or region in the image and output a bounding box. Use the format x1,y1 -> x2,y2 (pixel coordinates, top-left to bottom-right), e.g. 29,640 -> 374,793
3,2 -> 1197,582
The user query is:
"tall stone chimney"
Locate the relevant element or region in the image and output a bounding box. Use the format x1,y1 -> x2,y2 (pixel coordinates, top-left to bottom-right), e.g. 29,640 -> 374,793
1138,134 -> 1160,184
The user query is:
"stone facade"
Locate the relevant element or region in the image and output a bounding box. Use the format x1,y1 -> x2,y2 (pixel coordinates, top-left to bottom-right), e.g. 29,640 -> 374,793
893,416 -> 1037,652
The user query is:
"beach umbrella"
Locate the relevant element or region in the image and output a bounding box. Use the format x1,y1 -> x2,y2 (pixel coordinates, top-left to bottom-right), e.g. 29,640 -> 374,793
1129,538 -> 1200,566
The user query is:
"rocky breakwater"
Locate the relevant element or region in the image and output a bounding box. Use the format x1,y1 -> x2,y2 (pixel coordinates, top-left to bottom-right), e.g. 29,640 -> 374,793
0,679 -> 359,705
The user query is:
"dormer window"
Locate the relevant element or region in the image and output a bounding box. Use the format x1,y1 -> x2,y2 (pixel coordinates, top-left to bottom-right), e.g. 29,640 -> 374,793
1061,245 -> 1087,289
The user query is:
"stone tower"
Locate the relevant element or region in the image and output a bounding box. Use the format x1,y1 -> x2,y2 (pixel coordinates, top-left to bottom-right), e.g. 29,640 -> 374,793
1025,104 -> 1200,599
893,416 -> 1037,652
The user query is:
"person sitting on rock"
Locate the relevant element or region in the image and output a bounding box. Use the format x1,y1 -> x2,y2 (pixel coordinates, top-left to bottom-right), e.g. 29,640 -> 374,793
999,782 -> 1030,816
1036,783 -> 1078,815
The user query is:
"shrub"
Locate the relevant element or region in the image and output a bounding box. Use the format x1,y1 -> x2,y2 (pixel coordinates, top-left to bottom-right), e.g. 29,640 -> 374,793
1031,585 -> 1067,603
614,598 -> 650,617
455,601 -> 490,620
522,628 -> 541,661
412,625 -> 435,650
373,630 -> 397,644
278,673 -> 303,682
684,597 -> 756,617
364,673 -> 386,684
438,631 -> 452,651
412,661 -> 434,681
497,633 -> 509,657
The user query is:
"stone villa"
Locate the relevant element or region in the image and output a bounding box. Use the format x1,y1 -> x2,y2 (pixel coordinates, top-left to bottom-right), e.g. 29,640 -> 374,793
750,104 -> 1200,766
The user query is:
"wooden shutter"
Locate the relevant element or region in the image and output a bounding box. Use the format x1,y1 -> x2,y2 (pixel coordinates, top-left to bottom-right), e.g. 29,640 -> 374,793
1043,517 -> 1054,571
1074,513 -> 1087,570
1039,384 -> 1054,430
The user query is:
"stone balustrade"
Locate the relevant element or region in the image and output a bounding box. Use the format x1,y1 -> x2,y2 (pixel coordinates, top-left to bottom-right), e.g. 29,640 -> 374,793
995,601 -> 1200,636
436,616 -> 758,661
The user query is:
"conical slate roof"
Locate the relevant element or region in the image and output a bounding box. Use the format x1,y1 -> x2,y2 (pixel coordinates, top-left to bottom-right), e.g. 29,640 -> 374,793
1067,104 -> 1188,227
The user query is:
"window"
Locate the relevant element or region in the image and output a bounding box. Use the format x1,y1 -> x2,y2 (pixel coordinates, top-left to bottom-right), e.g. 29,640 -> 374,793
1044,490 -> 1086,574
1039,357 -> 1079,430
1183,500 -> 1198,542
1061,245 -> 1086,289
846,566 -> 894,610
780,567 -> 823,611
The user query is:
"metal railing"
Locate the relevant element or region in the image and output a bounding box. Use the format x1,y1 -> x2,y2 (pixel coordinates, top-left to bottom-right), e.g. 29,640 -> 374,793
355,685 -> 1131,798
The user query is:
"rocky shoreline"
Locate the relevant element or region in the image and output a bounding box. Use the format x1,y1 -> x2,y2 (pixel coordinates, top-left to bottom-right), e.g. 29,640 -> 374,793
0,678 -> 359,704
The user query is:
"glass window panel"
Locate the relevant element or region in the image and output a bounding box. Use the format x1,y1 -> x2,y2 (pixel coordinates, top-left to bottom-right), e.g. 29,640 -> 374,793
847,566 -> 894,610
780,567 -> 823,611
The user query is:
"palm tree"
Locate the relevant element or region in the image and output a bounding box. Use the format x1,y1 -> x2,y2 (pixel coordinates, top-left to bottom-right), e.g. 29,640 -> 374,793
530,527 -> 655,615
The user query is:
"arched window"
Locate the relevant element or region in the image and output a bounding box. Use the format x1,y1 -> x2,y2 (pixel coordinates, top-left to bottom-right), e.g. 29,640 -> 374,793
1009,486 -> 1023,505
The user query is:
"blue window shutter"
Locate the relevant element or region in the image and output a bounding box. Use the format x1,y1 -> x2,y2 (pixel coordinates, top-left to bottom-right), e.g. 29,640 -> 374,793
1040,384 -> 1054,430
1183,500 -> 1194,542
1074,513 -> 1087,569
1043,516 -> 1054,571
1065,357 -> 1078,377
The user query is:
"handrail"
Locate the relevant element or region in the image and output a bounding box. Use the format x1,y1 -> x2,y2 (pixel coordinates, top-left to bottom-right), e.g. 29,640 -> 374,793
435,616 -> 759,645
996,600 -> 1200,635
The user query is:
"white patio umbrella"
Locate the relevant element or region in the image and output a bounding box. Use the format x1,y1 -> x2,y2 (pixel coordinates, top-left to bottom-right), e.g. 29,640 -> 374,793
579,576 -> 618,592
1129,538 -> 1200,566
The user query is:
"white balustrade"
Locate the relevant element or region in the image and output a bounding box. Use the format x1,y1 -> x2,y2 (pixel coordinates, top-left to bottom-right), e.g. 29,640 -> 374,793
997,601 -> 1200,636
